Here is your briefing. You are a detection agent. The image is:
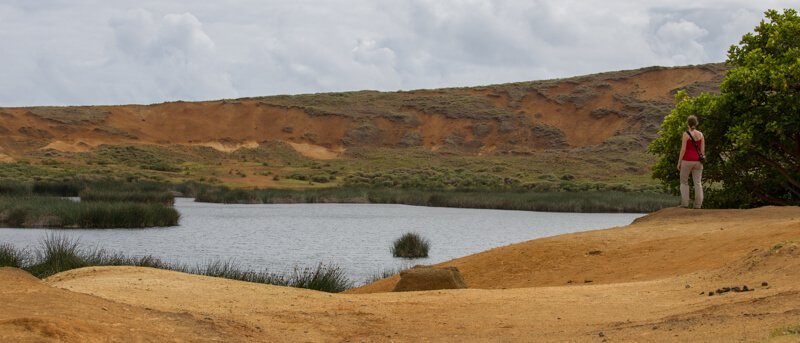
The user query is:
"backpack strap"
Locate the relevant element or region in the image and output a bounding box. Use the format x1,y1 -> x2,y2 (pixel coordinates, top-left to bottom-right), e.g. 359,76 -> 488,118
686,130 -> 702,155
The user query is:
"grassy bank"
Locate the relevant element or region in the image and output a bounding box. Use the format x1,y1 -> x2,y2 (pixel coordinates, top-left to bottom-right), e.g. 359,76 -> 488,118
196,187 -> 678,213
0,196 -> 179,228
0,235 -> 351,293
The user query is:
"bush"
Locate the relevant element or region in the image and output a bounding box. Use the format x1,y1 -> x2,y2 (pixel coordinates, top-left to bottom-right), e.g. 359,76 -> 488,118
391,232 -> 430,258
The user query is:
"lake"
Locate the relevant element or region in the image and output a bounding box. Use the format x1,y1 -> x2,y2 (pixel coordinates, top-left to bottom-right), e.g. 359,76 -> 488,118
0,198 -> 643,284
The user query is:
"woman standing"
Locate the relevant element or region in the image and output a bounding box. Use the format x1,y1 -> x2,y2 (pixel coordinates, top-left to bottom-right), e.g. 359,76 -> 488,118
677,115 -> 704,208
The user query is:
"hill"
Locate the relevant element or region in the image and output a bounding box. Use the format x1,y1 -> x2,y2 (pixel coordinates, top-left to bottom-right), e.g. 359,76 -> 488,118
0,64 -> 727,190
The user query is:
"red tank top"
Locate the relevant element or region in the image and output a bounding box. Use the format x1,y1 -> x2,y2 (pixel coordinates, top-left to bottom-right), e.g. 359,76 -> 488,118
683,134 -> 702,161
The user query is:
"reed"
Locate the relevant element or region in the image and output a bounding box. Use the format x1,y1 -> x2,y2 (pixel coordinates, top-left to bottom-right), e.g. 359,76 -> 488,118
3,236 -> 352,293
80,189 -> 175,205
0,195 -> 180,228
391,232 -> 430,258
194,187 -> 677,213
0,243 -> 28,268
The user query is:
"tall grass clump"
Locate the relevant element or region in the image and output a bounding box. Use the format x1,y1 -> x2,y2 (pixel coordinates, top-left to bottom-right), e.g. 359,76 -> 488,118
0,243 -> 28,268
391,232 -> 430,258
289,263 -> 352,292
27,234 -> 86,277
80,189 -> 175,206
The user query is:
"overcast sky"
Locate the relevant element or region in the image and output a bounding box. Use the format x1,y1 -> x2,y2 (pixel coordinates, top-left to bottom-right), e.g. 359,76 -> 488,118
0,1 -> 795,106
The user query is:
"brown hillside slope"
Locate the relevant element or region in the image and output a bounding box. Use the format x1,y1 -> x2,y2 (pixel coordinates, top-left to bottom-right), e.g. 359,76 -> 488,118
1,206 -> 797,342
0,64 -> 725,159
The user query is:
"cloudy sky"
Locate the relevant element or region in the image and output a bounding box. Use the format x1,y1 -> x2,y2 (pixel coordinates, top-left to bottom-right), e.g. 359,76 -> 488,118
0,1 -> 795,106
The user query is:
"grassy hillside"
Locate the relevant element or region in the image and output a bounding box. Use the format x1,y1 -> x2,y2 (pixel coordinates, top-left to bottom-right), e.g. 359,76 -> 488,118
0,64 -> 727,196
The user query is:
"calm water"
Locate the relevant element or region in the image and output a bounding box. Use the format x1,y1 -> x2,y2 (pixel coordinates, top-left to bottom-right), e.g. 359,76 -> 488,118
0,198 -> 643,283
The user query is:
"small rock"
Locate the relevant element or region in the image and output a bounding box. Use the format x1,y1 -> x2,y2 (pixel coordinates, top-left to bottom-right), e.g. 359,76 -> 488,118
652,326 -> 659,330
584,280 -> 593,283
588,250 -> 602,255
598,332 -> 605,337
699,291 -> 705,295
685,284 -> 691,289
742,285 -> 750,292
761,282 -> 769,287
708,292 -> 714,297
567,280 -> 573,284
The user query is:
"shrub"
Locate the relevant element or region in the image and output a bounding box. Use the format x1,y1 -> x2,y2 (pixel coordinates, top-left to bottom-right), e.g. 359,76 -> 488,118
391,232 -> 430,258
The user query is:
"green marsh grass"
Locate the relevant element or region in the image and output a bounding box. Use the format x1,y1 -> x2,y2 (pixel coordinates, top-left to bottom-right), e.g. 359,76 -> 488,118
0,243 -> 27,268
2,236 -> 352,293
80,189 -> 175,205
194,187 -> 677,213
391,232 -> 430,258
0,195 -> 180,228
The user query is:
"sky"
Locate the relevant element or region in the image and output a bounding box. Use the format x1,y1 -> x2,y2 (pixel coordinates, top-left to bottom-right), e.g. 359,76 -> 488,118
0,1 -> 796,106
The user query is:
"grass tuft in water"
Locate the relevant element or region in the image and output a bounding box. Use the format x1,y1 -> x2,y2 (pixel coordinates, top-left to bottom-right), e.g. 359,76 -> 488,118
391,232 -> 430,258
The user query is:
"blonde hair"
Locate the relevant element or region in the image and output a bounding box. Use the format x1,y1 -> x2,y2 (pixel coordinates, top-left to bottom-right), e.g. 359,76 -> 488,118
687,115 -> 698,129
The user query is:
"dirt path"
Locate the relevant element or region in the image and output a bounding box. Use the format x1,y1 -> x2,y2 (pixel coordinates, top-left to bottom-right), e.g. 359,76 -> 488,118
2,206 -> 799,342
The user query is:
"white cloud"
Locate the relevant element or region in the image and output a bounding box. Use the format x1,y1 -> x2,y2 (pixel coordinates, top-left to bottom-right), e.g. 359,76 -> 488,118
0,0 -> 795,106
651,20 -> 709,64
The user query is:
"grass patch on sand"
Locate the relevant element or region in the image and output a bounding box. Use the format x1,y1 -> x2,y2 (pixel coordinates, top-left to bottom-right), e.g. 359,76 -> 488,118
771,324 -> 800,338
195,187 -> 677,213
1,236 -> 351,293
0,196 -> 179,228
392,232 -> 430,258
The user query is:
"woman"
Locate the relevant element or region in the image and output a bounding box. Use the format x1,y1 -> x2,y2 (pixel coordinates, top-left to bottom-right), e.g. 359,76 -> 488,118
677,115 -> 704,208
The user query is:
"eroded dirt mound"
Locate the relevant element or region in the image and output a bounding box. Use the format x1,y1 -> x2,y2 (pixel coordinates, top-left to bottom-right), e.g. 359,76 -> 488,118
393,265 -> 467,292
0,267 -> 254,343
0,64 -> 726,159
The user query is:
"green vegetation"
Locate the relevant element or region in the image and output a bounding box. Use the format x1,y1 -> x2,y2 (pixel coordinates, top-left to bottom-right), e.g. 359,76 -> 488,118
770,324 -> 800,338
650,9 -> 800,207
0,243 -> 27,268
194,187 -> 676,213
391,232 -> 430,258
0,236 -> 351,293
0,196 -> 179,228
79,189 -> 174,205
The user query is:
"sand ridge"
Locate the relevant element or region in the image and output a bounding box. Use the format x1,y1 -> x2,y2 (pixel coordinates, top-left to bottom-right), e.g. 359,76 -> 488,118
2,206 -> 798,342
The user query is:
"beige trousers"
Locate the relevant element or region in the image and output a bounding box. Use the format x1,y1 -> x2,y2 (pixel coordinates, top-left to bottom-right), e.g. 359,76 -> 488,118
680,161 -> 703,208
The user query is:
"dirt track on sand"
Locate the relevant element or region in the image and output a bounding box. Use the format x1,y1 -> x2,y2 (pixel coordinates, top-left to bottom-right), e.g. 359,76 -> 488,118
2,206 -> 799,342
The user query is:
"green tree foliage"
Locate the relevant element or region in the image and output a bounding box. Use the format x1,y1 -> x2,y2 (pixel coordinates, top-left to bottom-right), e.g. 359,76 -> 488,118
649,9 -> 800,207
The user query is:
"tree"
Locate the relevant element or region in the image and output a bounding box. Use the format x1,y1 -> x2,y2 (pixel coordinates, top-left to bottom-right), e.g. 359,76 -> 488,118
649,9 -> 800,207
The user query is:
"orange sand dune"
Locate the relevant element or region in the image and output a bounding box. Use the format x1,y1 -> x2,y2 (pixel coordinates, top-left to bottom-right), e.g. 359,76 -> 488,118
2,206 -> 799,342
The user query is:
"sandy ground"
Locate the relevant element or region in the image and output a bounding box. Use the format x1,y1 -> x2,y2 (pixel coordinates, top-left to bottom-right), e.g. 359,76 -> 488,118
2,206 -> 799,342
